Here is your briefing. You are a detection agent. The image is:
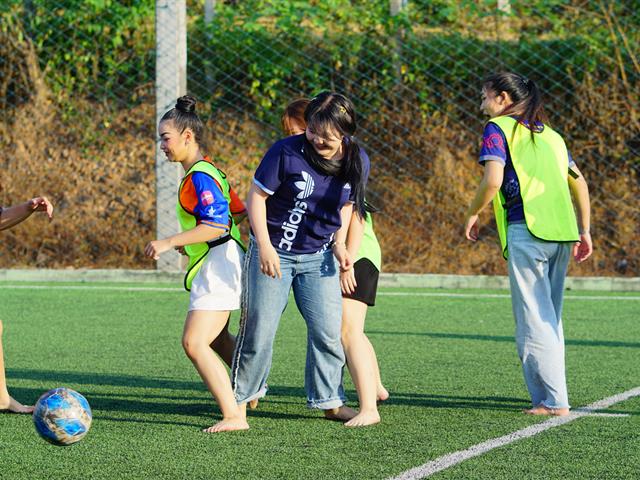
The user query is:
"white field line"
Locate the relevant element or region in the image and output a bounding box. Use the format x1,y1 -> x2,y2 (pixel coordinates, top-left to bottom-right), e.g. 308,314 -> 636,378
377,292 -> 640,301
388,386 -> 640,480
0,284 -> 639,301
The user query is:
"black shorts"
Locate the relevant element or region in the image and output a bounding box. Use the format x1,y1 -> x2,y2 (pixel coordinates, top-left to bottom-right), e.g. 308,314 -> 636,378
343,258 -> 379,307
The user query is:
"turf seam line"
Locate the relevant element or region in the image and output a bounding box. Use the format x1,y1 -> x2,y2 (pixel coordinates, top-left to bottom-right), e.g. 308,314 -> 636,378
1,285 -> 639,301
387,386 -> 640,480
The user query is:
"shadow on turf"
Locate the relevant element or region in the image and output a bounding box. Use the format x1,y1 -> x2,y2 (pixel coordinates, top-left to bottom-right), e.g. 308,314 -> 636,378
372,390 -> 530,411
7,369 -> 315,421
8,368 -> 205,391
367,331 -> 640,349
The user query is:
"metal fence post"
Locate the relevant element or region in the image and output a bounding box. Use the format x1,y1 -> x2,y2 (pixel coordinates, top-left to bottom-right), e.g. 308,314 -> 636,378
155,0 -> 187,271
498,0 -> 511,14
204,0 -> 216,91
390,0 -> 408,87
205,0 -> 216,24
390,0 -> 407,16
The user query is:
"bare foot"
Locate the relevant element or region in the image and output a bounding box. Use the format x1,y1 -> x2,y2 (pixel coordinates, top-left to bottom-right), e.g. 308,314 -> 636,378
0,396 -> 34,414
202,417 -> 249,433
344,409 -> 380,428
377,386 -> 389,403
523,405 -> 570,417
324,405 -> 357,422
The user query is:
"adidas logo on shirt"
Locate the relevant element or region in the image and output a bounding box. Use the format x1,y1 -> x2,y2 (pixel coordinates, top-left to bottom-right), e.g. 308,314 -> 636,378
294,171 -> 314,199
279,171 -> 313,251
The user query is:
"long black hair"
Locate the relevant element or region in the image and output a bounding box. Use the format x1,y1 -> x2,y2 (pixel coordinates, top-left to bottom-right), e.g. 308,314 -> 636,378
160,95 -> 206,150
303,91 -> 367,218
483,72 -> 547,141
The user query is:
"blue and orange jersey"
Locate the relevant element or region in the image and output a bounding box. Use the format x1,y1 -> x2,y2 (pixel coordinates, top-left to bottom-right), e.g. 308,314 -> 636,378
203,156 -> 247,219
179,159 -> 246,232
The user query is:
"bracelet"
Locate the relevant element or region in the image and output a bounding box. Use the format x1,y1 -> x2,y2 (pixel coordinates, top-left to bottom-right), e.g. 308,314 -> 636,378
332,241 -> 346,248
579,229 -> 590,235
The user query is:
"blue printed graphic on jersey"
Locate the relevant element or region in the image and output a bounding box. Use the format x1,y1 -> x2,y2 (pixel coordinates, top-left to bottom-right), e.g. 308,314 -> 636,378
190,172 -> 230,230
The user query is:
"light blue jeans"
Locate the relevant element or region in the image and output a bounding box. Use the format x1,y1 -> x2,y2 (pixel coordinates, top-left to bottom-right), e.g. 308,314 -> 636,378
231,239 -> 346,409
507,223 -> 572,409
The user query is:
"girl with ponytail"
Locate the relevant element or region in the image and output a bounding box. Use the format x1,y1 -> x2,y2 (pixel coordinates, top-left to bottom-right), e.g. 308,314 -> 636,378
263,98 -> 388,427
231,92 -> 370,426
145,95 -> 248,433
464,72 -> 593,416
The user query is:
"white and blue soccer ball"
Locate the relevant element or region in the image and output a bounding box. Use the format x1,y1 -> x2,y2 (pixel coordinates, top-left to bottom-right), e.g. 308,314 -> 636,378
33,387 -> 92,446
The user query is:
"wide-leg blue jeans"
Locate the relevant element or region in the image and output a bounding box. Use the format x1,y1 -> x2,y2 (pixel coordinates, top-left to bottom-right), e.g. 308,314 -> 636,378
231,239 -> 346,409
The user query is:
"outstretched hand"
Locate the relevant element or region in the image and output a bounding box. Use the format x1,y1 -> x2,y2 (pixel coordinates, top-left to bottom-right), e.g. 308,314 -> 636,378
30,197 -> 54,220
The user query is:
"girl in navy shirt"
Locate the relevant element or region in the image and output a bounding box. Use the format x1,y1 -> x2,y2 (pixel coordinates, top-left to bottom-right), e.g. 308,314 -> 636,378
231,92 -> 369,424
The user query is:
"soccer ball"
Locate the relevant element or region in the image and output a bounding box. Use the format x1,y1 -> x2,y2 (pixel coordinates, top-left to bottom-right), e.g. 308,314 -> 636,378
33,387 -> 92,446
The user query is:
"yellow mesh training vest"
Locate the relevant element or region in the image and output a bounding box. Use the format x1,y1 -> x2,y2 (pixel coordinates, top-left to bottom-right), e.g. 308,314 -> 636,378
176,160 -> 245,291
490,116 -> 579,259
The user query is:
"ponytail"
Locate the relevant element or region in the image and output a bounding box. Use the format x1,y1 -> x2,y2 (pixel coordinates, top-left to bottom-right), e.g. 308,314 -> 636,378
483,72 -> 547,141
303,92 -> 367,218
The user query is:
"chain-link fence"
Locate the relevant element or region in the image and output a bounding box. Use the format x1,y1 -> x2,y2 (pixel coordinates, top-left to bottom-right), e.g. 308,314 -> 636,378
1,0 -> 638,276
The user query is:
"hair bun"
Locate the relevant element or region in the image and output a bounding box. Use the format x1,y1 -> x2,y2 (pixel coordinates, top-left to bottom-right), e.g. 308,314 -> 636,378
175,95 -> 197,114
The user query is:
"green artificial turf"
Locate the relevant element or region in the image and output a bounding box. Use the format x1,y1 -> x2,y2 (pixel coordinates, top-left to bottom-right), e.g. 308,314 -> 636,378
0,284 -> 638,479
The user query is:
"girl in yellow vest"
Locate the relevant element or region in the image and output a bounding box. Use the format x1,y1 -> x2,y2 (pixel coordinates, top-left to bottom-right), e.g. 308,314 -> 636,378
144,96 -> 248,432
464,72 -> 592,416
0,196 -> 53,413
281,98 -> 388,427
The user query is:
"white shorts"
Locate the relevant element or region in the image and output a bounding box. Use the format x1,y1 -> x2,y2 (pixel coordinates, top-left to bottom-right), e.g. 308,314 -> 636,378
188,240 -> 244,312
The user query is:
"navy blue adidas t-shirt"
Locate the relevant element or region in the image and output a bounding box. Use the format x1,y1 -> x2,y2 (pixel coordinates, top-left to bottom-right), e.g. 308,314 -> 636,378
254,134 -> 370,254
479,119 -> 576,223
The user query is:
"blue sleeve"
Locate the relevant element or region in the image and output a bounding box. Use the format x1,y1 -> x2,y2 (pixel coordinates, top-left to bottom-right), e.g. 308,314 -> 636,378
568,150 -> 576,168
191,172 -> 230,231
254,142 -> 285,195
479,123 -> 508,166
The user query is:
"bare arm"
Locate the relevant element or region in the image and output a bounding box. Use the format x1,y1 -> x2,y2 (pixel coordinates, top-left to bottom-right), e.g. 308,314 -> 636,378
339,209 -> 366,294
247,183 -> 272,248
144,223 -> 226,260
568,166 -> 593,263
334,203 -> 354,246
464,161 -> 504,241
247,182 -> 281,278
345,211 -> 366,258
332,203 -> 354,271
0,197 -> 54,231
